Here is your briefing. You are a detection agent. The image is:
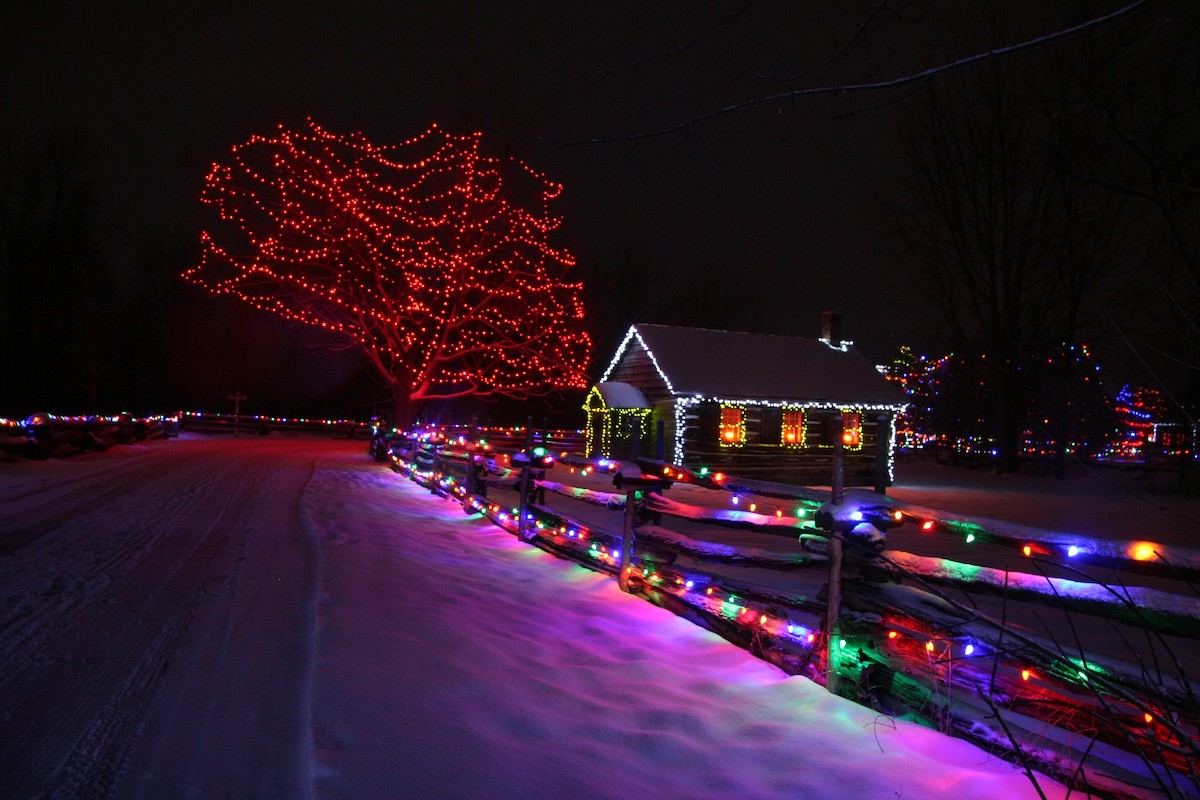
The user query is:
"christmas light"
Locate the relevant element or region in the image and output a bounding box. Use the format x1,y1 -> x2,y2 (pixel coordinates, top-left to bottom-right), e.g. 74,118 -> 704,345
604,326 -> 905,467
184,120 -> 592,423
1131,542 -> 1158,561
719,403 -> 746,447
781,407 -> 805,447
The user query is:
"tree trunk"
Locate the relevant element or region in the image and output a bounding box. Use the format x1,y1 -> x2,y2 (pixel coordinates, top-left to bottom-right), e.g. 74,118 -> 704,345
390,388 -> 413,431
996,395 -> 1022,474
994,361 -> 1023,475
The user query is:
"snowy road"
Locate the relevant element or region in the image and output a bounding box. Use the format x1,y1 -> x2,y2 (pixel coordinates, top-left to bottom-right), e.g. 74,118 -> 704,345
1,435 -> 1063,799
2,436 -> 318,798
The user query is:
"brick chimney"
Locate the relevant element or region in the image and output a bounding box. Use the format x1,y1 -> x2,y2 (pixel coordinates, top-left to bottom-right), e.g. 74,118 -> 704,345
821,311 -> 842,343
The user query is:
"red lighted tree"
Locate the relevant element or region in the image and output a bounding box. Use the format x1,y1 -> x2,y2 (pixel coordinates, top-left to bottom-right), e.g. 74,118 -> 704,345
183,120 -> 592,425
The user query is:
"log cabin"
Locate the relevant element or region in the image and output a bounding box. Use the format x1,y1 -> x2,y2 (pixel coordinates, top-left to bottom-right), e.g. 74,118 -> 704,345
584,314 -> 907,487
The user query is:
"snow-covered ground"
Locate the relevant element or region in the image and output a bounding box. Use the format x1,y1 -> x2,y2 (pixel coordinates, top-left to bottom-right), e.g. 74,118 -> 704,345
889,456 -> 1200,549
1,434 -> 1109,798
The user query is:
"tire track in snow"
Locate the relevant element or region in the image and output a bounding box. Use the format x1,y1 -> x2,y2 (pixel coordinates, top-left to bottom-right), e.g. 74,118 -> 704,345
0,442 -> 260,797
0,439 -> 232,557
114,446 -> 323,800
0,448 -> 241,693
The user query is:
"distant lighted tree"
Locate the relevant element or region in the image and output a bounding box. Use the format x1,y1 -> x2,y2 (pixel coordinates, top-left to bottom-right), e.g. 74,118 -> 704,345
183,120 -> 592,425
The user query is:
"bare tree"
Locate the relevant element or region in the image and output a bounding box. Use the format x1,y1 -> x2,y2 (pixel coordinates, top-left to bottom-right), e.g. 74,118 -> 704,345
552,1 -> 1153,145
0,130 -> 113,414
891,55 -> 1128,471
184,120 -> 593,426
1047,15 -> 1200,410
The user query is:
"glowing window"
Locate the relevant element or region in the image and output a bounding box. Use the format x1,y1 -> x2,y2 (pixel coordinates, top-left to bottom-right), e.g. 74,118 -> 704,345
719,405 -> 745,446
781,409 -> 804,446
841,412 -> 862,448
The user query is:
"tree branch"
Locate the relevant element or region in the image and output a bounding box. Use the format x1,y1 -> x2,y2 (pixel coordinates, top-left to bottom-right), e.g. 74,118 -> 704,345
547,0 -> 1151,145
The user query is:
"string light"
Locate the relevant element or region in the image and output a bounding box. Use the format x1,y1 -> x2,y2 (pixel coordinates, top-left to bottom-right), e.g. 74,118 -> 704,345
598,324 -> 905,469
781,406 -> 805,447
718,402 -> 747,447
583,386 -> 650,458
183,120 -> 592,421
389,432 -> 1185,769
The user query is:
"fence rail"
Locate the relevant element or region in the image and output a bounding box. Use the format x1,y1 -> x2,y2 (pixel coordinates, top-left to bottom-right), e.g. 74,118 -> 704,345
379,432 -> 1200,800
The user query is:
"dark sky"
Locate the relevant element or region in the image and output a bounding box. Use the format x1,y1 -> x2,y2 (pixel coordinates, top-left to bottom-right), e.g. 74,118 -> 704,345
1,1 -> 1123,416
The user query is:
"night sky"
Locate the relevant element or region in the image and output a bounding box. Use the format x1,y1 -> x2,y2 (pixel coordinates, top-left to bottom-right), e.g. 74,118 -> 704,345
0,1 -> 1140,419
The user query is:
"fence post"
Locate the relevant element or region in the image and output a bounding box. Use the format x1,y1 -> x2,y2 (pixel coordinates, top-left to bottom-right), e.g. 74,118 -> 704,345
875,413 -> 890,495
826,415 -> 844,695
517,418 -> 533,540
619,489 -> 637,592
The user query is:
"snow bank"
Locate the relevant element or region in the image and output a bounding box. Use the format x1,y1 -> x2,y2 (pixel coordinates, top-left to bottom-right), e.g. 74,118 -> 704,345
306,455 -> 1066,799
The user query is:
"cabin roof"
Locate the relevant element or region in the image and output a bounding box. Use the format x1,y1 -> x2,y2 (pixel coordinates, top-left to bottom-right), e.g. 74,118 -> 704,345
604,323 -> 905,407
592,381 -> 652,409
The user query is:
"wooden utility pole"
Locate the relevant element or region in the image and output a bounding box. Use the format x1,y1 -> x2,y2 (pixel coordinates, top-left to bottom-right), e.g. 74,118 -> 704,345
228,392 -> 247,437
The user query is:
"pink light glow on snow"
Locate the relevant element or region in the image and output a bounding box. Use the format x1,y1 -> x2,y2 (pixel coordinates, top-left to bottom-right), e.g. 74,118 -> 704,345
0,437 -> 1071,799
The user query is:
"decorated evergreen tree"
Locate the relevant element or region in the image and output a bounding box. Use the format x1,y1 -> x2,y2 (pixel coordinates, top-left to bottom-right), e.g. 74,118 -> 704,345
184,120 -> 592,425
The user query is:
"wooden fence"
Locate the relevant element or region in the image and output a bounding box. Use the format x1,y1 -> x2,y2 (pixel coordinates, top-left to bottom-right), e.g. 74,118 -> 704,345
379,431 -> 1200,800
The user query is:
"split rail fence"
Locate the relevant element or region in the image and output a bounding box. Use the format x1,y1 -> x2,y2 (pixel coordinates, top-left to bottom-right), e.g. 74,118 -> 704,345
381,426 -> 1200,800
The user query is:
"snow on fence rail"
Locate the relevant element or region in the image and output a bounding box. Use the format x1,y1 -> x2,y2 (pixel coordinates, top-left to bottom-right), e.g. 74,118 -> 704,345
377,429 -> 1200,800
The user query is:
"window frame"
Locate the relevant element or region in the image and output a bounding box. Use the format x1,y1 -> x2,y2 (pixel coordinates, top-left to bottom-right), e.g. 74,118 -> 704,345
718,403 -> 746,447
780,406 -> 805,447
841,411 -> 863,449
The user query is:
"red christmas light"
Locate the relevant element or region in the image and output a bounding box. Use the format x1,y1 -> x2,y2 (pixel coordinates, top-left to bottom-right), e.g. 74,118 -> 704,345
183,119 -> 592,423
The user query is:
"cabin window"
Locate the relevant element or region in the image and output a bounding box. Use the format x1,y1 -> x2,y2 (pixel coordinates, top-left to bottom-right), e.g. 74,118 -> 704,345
719,404 -> 745,446
781,408 -> 804,447
841,412 -> 862,448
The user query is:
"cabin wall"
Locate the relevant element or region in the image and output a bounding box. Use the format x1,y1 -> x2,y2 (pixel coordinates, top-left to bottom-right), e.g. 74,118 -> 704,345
681,401 -> 894,486
601,339 -> 897,485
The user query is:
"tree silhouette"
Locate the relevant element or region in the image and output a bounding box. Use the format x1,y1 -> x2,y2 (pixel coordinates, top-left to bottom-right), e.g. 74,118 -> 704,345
552,1 -> 1152,145
890,57 -> 1130,473
0,129 -> 114,414
184,120 -> 592,426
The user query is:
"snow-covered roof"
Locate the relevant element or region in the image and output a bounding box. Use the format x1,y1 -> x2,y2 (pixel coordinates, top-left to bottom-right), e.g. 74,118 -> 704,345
610,323 -> 905,406
594,381 -> 652,409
